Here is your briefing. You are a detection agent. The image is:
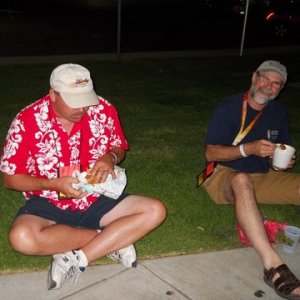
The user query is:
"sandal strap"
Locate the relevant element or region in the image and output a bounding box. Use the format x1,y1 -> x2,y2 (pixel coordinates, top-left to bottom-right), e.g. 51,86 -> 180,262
278,281 -> 300,295
264,264 -> 300,296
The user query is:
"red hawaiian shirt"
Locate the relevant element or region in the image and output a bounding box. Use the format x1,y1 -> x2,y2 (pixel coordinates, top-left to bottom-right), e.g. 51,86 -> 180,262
0,94 -> 128,211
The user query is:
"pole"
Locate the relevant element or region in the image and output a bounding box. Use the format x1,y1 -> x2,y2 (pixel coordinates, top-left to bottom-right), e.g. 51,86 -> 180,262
117,0 -> 122,62
239,0 -> 250,57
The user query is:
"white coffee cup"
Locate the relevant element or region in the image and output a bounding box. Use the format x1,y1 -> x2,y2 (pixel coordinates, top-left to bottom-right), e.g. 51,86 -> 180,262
272,144 -> 295,170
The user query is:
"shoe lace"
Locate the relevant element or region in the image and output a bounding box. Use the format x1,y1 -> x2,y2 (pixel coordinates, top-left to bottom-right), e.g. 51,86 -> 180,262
61,252 -> 82,282
106,251 -> 121,262
65,265 -> 78,280
106,245 -> 136,268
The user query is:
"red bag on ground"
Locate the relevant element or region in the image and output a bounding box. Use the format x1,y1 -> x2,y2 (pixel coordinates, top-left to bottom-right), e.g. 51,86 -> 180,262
237,220 -> 287,246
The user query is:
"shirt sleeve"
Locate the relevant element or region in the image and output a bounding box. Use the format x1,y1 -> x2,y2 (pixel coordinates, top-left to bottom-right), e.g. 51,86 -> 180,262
0,111 -> 32,175
205,101 -> 240,146
108,103 -> 129,151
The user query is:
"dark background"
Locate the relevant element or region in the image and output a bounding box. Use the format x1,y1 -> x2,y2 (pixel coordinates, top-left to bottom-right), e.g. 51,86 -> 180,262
0,0 -> 299,56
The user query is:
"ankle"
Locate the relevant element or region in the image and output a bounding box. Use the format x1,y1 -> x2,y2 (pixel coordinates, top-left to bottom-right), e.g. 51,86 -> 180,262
264,258 -> 283,271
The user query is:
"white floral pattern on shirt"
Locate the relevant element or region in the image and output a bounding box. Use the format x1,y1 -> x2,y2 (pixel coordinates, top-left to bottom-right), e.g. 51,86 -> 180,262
0,95 -> 128,211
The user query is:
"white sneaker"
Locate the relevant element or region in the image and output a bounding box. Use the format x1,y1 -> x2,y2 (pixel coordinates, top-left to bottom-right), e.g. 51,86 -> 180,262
47,250 -> 85,290
107,244 -> 137,268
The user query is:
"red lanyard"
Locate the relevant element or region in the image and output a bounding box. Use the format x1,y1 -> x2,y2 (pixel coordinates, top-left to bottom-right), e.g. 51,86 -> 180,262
232,92 -> 264,146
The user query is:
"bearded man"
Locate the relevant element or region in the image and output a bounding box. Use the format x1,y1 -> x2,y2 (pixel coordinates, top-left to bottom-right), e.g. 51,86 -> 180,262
201,61 -> 300,300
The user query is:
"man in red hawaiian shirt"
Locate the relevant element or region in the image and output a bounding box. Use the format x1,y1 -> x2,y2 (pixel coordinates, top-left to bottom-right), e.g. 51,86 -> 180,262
0,63 -> 167,290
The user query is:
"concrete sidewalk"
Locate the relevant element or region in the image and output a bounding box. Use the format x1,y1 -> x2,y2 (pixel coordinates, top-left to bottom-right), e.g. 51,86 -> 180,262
0,244 -> 299,300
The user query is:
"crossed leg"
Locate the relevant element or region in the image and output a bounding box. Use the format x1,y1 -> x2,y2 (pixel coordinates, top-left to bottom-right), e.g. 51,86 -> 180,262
9,195 -> 167,262
81,195 -> 166,263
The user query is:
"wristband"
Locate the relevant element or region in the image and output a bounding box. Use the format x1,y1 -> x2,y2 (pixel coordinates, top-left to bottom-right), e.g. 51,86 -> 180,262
108,151 -> 118,165
239,144 -> 248,158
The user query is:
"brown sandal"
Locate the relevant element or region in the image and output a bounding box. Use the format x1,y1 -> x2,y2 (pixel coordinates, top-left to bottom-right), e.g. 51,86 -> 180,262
264,264 -> 300,299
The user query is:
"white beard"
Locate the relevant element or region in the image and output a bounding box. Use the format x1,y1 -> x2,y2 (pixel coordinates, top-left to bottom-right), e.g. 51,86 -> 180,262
253,95 -> 271,105
250,86 -> 276,105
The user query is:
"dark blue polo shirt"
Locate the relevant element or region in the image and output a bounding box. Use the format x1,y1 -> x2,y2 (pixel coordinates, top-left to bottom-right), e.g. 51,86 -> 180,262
205,93 -> 290,173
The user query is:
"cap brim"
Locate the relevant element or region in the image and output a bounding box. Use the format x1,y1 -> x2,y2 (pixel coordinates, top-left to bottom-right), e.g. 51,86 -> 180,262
60,90 -> 99,108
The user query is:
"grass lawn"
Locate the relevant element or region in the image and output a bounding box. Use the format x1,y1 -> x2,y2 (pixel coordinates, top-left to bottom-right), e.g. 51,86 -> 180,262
1,51 -> 300,273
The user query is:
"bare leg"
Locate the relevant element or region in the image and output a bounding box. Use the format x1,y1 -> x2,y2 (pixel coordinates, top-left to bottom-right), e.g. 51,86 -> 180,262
9,195 -> 166,260
223,171 -> 300,296
9,215 -> 98,255
81,195 -> 167,263
224,172 -> 282,268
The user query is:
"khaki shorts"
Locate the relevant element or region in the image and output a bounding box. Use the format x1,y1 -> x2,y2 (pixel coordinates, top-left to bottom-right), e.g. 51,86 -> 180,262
202,165 -> 300,205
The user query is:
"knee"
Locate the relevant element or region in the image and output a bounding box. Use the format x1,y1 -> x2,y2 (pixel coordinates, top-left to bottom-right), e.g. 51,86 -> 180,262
9,225 -> 38,255
147,199 -> 167,227
230,172 -> 253,190
229,172 -> 256,203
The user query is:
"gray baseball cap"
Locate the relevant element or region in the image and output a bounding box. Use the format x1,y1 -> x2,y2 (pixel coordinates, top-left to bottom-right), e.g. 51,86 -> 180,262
256,60 -> 287,83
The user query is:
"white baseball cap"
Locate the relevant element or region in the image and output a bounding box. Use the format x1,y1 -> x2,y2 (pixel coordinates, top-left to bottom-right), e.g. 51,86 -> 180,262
50,63 -> 99,108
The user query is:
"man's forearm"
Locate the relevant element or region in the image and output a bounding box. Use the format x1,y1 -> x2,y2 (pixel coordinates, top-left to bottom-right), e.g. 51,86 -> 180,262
3,173 -> 59,192
205,144 -> 246,162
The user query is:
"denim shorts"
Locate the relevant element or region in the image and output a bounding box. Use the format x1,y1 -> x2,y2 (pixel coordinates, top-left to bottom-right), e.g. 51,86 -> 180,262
15,193 -> 129,229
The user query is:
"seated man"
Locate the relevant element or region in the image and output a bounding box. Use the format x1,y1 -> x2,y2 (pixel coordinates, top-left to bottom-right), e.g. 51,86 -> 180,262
0,63 -> 167,290
202,60 -> 300,300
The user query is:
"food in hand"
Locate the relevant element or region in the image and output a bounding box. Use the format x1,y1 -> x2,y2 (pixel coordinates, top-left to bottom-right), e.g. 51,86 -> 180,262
85,170 -> 96,185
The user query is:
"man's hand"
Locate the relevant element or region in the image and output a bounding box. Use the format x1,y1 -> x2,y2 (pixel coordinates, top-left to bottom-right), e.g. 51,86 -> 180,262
283,154 -> 296,169
274,155 -> 297,170
287,155 -> 296,169
247,139 -> 276,157
87,153 -> 116,184
55,176 -> 88,199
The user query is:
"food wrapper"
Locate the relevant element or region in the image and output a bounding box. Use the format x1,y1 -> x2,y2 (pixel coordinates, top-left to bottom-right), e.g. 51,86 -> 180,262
72,166 -> 127,199
237,220 -> 287,246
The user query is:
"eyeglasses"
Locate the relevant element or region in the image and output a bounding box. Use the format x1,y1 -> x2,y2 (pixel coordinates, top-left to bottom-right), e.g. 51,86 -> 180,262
256,71 -> 283,89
